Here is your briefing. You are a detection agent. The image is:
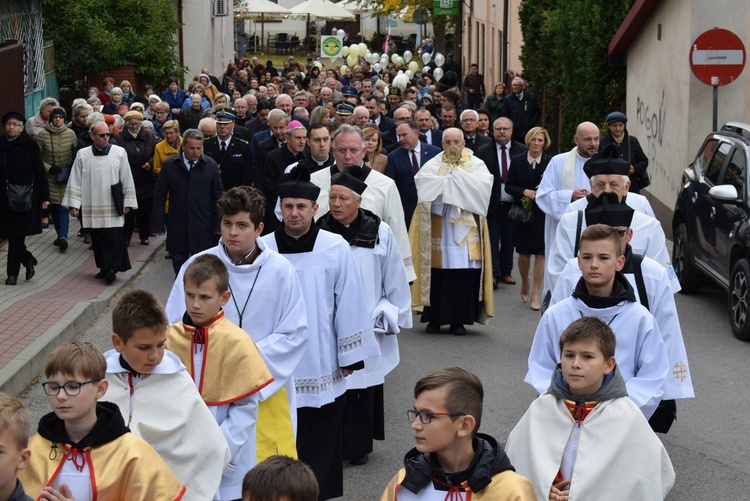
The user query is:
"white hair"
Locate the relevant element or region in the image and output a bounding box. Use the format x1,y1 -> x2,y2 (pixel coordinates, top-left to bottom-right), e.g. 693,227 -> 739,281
460,109 -> 479,121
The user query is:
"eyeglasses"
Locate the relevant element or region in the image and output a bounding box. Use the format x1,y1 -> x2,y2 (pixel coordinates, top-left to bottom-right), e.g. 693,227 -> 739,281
5,122 -> 23,127
407,409 -> 465,424
42,380 -> 100,396
461,118 -> 477,123
94,133 -> 111,138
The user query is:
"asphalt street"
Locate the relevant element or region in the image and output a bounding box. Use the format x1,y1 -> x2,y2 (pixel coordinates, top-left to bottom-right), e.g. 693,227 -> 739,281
18,248 -> 750,500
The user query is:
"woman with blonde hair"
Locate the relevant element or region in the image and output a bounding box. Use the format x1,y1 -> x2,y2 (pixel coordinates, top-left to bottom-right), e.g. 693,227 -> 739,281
504,126 -> 552,310
362,125 -> 388,173
310,106 -> 330,125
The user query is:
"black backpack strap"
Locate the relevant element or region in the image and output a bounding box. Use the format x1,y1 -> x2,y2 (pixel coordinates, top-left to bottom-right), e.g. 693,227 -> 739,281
573,210 -> 583,257
633,253 -> 650,310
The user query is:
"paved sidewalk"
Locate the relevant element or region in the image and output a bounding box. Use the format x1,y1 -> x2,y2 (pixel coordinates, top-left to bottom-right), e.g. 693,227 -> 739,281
0,220 -> 166,395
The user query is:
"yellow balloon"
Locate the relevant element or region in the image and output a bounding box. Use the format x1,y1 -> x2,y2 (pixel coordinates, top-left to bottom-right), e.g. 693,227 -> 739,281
349,45 -> 359,58
342,46 -> 349,57
408,61 -> 419,73
391,53 -> 399,64
347,54 -> 357,67
340,65 -> 348,74
358,43 -> 368,55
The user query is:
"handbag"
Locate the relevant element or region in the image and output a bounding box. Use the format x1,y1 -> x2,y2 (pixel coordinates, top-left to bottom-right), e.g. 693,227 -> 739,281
6,183 -> 33,212
111,181 -> 124,216
4,150 -> 33,212
48,131 -> 71,183
508,204 -> 534,224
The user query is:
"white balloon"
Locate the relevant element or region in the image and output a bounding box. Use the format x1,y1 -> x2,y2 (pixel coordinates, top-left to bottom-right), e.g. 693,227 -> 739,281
396,57 -> 404,66
421,52 -> 431,65
433,67 -> 444,82
435,53 -> 445,67
380,55 -> 388,65
373,63 -> 382,73
403,50 -> 412,62
337,29 -> 345,37
405,70 -> 413,78
371,52 -> 379,63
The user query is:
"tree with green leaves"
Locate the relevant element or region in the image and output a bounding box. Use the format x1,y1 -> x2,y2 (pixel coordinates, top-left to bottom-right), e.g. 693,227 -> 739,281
518,0 -> 632,151
42,0 -> 184,90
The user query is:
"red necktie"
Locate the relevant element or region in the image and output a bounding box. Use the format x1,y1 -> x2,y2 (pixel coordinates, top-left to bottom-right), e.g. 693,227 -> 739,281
501,145 -> 508,183
411,150 -> 419,175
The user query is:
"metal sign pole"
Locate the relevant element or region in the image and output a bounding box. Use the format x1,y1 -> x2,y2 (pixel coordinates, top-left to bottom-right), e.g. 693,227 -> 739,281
713,85 -> 718,131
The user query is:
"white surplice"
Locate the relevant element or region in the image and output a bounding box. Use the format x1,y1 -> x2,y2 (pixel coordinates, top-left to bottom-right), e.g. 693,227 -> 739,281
547,209 -> 679,296
103,349 -> 230,501
165,237 -> 308,417
262,229 -> 380,408
346,221 -> 412,390
525,297 -> 669,418
312,166 -> 416,281
506,393 -> 675,501
536,149 -> 591,295
550,255 -> 695,400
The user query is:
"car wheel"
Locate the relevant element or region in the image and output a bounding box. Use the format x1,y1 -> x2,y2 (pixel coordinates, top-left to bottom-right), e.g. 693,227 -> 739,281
672,223 -> 702,293
730,259 -> 750,341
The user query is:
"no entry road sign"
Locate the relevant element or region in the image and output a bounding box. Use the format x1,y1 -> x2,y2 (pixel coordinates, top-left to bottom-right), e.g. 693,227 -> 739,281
690,28 -> 746,86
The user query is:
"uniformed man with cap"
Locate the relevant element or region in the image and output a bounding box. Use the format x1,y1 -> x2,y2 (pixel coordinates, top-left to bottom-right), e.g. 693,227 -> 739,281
335,103 -> 355,125
203,107 -> 254,191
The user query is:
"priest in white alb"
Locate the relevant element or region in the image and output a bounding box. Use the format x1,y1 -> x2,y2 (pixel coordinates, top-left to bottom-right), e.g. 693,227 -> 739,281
310,124 -> 416,281
536,121 -> 599,298
262,164 -> 380,500
316,167 -> 412,466
410,127 -> 494,336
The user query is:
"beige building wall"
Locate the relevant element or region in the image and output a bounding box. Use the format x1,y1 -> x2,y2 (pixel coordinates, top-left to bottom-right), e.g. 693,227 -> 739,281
180,0 -> 235,81
625,0 -> 750,211
460,0 -> 523,94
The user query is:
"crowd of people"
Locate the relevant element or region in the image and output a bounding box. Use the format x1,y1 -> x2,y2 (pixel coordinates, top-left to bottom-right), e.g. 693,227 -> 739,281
0,49 -> 694,501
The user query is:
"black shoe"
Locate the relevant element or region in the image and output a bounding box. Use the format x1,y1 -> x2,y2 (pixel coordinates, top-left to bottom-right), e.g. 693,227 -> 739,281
5,276 -> 17,285
52,237 -> 61,246
449,324 -> 466,336
41,222 -> 49,229
105,270 -> 116,284
25,257 -> 37,281
140,239 -> 149,245
59,238 -> 68,252
165,253 -> 172,259
95,270 -> 107,279
425,322 -> 441,333
149,232 -> 157,237
349,455 -> 369,466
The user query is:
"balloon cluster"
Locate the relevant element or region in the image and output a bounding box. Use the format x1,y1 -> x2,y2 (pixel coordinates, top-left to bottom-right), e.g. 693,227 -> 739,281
419,52 -> 446,82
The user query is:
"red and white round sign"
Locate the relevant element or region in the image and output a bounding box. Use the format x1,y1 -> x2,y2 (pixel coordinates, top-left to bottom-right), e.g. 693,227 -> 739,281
690,28 -> 746,86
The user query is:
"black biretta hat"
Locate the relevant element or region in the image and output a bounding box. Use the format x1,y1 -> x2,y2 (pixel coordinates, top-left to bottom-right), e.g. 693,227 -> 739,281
583,143 -> 630,178
331,166 -> 367,195
585,192 -> 634,228
278,164 -> 320,202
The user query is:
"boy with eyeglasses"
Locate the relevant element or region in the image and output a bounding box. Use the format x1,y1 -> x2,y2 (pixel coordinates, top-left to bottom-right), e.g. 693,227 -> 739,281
19,341 -> 186,500
380,367 -> 535,500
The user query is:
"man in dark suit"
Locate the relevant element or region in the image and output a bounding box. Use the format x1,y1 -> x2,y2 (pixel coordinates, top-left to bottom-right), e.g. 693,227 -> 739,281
476,117 -> 528,288
460,109 -> 492,154
262,120 -> 307,233
244,100 -> 273,137
500,77 -> 542,144
365,96 -> 394,136
383,107 -> 417,154
253,110 -> 288,203
385,121 -> 441,226
415,109 -> 443,147
203,108 -> 253,191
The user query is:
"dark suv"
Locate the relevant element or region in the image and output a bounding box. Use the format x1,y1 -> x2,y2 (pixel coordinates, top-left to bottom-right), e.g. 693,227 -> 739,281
672,122 -> 750,340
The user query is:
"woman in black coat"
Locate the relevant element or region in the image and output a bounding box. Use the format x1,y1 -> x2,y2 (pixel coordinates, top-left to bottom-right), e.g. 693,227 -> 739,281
505,126 -> 551,310
599,111 -> 649,193
0,112 -> 50,285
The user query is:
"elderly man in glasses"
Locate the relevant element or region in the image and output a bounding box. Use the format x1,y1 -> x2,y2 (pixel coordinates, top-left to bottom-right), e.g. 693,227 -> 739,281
63,121 -> 137,284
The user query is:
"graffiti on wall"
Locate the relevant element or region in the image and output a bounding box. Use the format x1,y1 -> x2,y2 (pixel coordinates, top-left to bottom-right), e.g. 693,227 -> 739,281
636,90 -> 666,166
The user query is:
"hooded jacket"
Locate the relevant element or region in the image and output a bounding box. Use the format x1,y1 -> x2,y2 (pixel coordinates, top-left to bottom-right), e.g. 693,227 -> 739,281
381,433 -> 536,500
19,402 -> 186,501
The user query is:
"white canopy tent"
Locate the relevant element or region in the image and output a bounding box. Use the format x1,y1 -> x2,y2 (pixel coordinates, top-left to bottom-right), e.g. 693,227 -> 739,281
235,0 -> 291,52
